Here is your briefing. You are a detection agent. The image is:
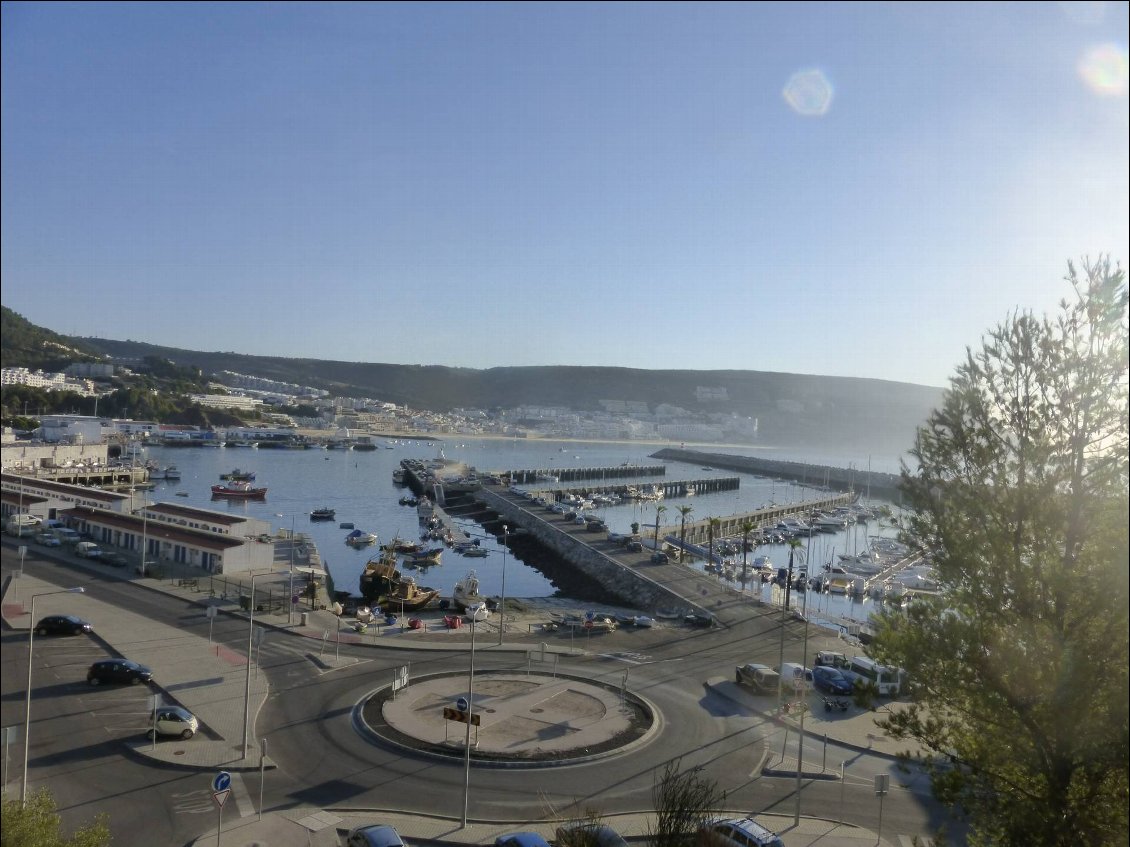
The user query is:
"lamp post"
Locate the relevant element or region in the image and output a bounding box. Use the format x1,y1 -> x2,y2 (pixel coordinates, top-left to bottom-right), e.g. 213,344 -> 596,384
497,525 -> 508,646
461,608 -> 480,827
23,587 -> 85,804
242,571 -> 262,758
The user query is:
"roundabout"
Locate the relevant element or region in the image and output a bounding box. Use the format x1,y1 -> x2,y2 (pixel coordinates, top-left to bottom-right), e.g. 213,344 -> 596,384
355,671 -> 659,765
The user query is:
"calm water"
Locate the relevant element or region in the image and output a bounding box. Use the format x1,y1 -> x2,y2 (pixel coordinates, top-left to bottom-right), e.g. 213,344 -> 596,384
144,437 -> 908,623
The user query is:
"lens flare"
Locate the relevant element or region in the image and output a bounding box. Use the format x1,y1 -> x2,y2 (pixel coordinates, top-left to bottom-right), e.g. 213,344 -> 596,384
1078,42 -> 1129,96
782,68 -> 834,116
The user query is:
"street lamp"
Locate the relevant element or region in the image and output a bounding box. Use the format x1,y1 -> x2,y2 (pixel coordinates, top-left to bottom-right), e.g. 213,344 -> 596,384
275,513 -> 297,624
497,525 -> 508,646
242,571 -> 264,758
461,606 -> 482,827
23,587 -> 85,804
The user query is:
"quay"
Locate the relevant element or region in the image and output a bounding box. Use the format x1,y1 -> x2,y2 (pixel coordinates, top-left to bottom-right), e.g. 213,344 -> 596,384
507,463 -> 667,484
520,475 -> 741,503
670,493 -> 856,546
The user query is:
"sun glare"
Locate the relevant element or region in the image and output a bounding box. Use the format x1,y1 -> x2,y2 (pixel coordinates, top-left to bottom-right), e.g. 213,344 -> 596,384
1078,42 -> 1129,96
782,68 -> 834,116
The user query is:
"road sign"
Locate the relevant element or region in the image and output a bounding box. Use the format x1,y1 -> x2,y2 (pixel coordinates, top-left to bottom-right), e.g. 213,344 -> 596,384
212,771 -> 232,793
456,696 -> 469,712
443,707 -> 480,726
213,789 -> 231,809
875,773 -> 889,796
205,606 -> 217,619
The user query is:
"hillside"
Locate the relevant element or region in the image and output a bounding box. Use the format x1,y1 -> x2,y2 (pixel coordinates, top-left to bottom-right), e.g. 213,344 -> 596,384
1,307 -> 944,454
74,339 -> 942,454
0,306 -> 103,369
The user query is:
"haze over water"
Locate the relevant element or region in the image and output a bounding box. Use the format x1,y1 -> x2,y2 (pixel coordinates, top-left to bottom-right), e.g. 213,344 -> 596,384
146,436 -> 907,625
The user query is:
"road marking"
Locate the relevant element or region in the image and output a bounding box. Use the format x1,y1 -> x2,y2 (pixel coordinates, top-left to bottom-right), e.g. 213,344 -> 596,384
229,770 -> 254,818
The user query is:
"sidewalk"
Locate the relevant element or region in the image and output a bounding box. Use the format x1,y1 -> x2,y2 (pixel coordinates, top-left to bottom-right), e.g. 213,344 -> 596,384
2,543 -> 900,846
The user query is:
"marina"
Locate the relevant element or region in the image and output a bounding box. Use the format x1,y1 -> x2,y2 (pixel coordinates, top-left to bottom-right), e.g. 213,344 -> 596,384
115,436 -> 913,626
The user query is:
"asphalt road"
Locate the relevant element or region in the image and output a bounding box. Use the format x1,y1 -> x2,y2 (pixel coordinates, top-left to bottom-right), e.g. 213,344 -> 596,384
2,541 -> 949,846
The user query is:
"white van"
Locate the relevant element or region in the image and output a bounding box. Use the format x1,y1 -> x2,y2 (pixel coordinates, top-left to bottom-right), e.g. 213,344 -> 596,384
74,542 -> 102,559
849,656 -> 902,697
779,662 -> 814,694
5,514 -> 41,537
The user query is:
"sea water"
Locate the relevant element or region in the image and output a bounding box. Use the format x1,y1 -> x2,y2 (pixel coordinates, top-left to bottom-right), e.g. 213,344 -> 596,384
144,436 -> 910,623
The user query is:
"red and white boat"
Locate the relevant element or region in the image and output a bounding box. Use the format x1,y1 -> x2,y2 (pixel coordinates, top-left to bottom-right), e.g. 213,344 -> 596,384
211,480 -> 267,498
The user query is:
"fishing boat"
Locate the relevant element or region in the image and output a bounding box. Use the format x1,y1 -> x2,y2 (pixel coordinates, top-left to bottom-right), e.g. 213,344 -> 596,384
452,570 -> 486,612
220,468 -> 256,481
211,481 -> 267,498
461,546 -> 488,558
360,547 -> 401,603
310,507 -> 336,521
345,529 -> 378,547
382,577 -> 440,613
403,547 -> 443,566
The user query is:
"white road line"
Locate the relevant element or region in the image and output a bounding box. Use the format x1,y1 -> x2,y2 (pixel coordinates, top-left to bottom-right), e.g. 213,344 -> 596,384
228,770 -> 255,818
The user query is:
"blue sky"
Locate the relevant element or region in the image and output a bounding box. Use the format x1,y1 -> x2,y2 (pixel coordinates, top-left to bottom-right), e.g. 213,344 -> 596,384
2,2 -> 1127,388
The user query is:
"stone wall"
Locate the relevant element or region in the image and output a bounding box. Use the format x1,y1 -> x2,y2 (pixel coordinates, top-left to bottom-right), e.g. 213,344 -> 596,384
476,488 -> 704,615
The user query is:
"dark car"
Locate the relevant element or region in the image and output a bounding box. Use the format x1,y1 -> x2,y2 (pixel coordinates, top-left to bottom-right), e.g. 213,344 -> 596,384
87,659 -> 153,686
100,551 -> 129,568
812,665 -> 855,695
347,824 -> 408,847
555,823 -> 629,847
34,615 -> 93,636
494,833 -> 551,847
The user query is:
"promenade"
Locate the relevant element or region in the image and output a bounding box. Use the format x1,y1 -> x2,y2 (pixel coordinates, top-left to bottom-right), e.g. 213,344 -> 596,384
1,541 -> 912,847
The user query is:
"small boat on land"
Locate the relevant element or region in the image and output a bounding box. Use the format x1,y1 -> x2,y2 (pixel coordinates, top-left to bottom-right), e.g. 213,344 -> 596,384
211,481 -> 267,498
383,577 -> 440,613
310,507 -> 336,521
452,570 -> 486,612
345,529 -> 378,547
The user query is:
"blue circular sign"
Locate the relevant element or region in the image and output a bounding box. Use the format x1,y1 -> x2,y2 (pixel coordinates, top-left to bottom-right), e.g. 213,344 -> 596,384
456,697 -> 469,712
212,771 -> 231,792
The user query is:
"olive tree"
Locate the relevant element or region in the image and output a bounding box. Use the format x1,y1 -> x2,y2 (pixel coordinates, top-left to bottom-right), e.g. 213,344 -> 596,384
870,259 -> 1129,847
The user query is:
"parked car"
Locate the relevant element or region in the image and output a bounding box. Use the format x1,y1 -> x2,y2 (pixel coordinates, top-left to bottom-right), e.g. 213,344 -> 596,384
735,662 -> 780,693
150,706 -> 199,740
346,824 -> 409,847
74,542 -> 102,558
650,551 -> 670,564
699,818 -> 784,847
625,541 -> 644,553
494,833 -> 551,847
813,665 -> 855,696
555,823 -> 629,847
607,532 -> 626,543
34,615 -> 93,636
35,533 -> 62,547
684,613 -> 716,628
87,659 -> 153,686
100,551 -> 129,568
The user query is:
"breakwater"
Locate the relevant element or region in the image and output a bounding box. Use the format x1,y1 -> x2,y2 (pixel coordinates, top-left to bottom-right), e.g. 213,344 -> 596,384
650,448 -> 902,500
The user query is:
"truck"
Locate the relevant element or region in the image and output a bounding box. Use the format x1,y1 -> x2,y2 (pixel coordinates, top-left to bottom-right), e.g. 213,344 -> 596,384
735,663 -> 781,694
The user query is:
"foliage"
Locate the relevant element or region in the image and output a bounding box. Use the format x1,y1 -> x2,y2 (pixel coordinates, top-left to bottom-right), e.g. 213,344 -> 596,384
649,758 -> 726,847
872,259 -> 1130,847
1,788 -> 111,847
0,306 -> 102,370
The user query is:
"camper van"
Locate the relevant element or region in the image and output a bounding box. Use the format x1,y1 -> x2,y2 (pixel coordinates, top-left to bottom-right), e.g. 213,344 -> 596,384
848,656 -> 903,697
5,514 -> 41,537
779,662 -> 814,694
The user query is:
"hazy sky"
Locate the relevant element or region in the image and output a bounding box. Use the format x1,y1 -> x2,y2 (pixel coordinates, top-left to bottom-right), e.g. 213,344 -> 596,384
2,2 -> 1127,388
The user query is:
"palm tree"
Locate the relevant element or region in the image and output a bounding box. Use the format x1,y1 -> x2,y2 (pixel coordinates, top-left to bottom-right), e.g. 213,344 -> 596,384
707,517 -> 721,568
676,505 -> 694,563
739,520 -> 755,591
784,537 -> 805,612
653,504 -> 667,552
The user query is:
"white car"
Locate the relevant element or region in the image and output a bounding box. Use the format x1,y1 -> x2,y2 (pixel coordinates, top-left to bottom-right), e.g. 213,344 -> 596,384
150,706 -> 199,740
